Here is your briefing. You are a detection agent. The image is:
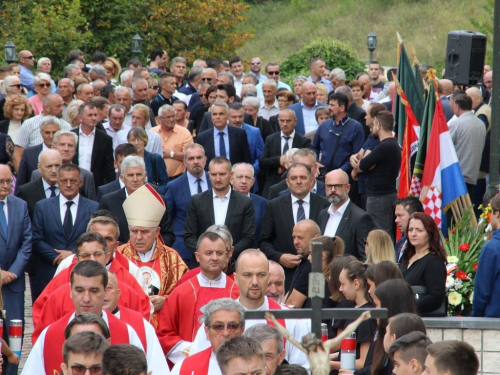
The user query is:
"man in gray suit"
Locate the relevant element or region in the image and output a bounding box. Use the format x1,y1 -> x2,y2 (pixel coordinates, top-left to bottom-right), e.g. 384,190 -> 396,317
31,130 -> 97,200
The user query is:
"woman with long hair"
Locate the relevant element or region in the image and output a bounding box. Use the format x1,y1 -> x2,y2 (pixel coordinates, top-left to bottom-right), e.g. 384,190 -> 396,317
311,235 -> 345,282
365,230 -> 395,265
366,261 -> 403,299
399,212 -> 447,316
383,313 -> 426,352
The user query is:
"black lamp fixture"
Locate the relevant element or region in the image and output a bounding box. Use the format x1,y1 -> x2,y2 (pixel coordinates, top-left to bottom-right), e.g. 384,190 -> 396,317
367,31 -> 377,62
4,41 -> 16,64
131,33 -> 143,60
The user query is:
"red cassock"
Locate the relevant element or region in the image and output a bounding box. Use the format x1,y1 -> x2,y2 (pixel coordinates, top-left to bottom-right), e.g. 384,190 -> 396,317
118,306 -> 147,352
32,281 -> 149,344
43,310 -> 130,375
179,347 -> 213,375
176,267 -> 235,287
33,259 -> 148,328
156,274 -> 239,355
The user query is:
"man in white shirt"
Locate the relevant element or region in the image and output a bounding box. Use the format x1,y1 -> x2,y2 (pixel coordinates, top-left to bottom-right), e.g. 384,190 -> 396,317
229,56 -> 245,96
258,80 -> 279,120
190,249 -> 310,370
104,104 -> 130,150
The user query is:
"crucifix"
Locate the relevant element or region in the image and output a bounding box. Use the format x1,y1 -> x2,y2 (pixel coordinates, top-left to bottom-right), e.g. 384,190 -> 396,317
246,242 -> 387,373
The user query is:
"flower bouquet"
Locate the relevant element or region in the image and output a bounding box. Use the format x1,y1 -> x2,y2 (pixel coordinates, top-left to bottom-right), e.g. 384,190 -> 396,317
441,206 -> 491,316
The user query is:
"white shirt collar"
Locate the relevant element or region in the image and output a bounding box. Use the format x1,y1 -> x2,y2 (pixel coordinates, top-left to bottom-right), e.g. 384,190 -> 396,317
79,125 -> 96,137
291,192 -> 311,205
60,193 -> 80,207
197,272 -> 227,288
328,198 -> 350,216
237,296 -> 269,311
281,130 -> 295,139
213,187 -> 231,200
138,240 -> 156,262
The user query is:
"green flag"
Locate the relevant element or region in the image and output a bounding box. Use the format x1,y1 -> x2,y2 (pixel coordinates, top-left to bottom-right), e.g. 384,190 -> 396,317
394,35 -> 425,144
410,77 -> 437,196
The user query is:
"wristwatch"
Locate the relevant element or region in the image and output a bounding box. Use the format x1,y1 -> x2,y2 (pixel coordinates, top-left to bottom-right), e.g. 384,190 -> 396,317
170,151 -> 174,158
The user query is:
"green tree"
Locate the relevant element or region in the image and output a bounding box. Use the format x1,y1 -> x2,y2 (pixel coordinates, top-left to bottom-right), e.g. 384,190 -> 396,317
470,0 -> 493,64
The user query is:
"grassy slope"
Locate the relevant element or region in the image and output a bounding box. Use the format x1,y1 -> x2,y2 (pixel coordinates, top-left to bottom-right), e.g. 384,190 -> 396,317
236,0 -> 489,72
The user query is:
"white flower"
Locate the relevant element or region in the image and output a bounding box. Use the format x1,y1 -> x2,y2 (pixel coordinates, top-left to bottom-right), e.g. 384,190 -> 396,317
454,279 -> 463,289
446,276 -> 455,289
447,256 -> 459,263
448,291 -> 462,306
469,291 -> 474,304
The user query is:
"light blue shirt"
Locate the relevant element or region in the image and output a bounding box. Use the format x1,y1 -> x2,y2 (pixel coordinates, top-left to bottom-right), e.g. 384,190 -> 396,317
301,100 -> 322,134
249,71 -> 268,84
19,65 -> 35,90
307,75 -> 333,93
42,178 -> 59,198
186,171 -> 209,196
213,125 -> 230,161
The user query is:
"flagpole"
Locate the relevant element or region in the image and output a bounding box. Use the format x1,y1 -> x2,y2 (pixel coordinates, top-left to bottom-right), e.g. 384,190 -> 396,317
484,0 -> 500,203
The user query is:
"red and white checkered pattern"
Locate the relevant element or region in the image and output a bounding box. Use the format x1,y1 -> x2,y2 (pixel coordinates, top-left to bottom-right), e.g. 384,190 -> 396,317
422,186 -> 442,228
410,176 -> 422,197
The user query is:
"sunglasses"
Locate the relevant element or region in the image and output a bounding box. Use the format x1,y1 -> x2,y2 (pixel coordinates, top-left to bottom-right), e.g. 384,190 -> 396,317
267,71 -> 280,75
38,83 -> 51,88
70,365 -> 102,375
151,86 -> 159,90
207,323 -> 241,332
23,55 -> 35,60
251,62 -> 261,65
9,84 -> 22,89
201,78 -> 212,82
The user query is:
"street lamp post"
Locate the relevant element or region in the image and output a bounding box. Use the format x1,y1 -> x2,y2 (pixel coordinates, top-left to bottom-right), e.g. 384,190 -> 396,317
367,31 -> 377,63
4,41 -> 16,64
131,33 -> 143,61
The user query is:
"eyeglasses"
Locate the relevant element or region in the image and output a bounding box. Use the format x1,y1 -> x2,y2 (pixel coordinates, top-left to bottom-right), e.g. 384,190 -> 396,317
38,83 -> 51,88
207,323 -> 241,332
9,84 -> 22,89
78,251 -> 106,260
70,365 -> 102,375
22,55 -> 35,60
151,86 -> 159,90
0,179 -> 13,185
251,62 -> 261,65
201,78 -> 213,82
325,184 -> 346,190
267,71 -> 280,75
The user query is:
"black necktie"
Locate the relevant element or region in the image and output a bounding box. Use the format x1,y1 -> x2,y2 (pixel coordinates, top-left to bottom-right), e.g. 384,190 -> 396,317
296,199 -> 305,222
196,178 -> 203,194
63,201 -> 74,238
219,132 -> 227,158
282,136 -> 291,154
49,186 -> 57,197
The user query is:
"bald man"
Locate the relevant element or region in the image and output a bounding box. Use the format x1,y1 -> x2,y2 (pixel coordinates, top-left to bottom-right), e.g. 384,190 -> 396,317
317,169 -> 375,261
466,86 -> 491,214
284,220 -> 321,308
288,81 -> 328,135
438,79 -> 454,121
266,261 -> 285,304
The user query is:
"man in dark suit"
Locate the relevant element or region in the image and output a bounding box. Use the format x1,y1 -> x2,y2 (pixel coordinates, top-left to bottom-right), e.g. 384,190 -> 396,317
96,143 -> 138,202
271,148 -> 326,200
15,115 -> 62,190
287,82 -> 327,135
71,102 -> 115,189
30,130 -> 97,200
165,143 -> 211,264
195,101 -> 252,168
259,163 -> 329,291
32,164 -> 98,303
98,155 -> 174,246
230,162 -> 267,248
184,157 -> 255,266
0,164 -> 32,375
260,109 -> 311,198
317,169 -> 376,261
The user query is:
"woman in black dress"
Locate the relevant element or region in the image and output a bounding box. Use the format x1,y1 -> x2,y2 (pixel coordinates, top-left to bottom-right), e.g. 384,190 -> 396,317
399,212 -> 447,316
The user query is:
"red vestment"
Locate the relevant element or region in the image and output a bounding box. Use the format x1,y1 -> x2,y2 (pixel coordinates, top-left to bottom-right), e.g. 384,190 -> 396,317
118,306 -> 147,352
156,274 -> 239,355
32,281 -> 149,344
176,267 -> 234,287
179,347 -> 213,375
43,310 -> 130,375
33,259 -> 148,328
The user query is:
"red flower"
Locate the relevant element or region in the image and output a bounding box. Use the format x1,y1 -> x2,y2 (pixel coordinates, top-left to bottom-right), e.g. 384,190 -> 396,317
451,228 -> 456,234
473,263 -> 478,271
455,270 -> 468,280
459,243 -> 470,252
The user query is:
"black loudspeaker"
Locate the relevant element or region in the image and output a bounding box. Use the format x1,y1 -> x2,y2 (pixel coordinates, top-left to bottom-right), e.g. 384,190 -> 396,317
444,30 -> 487,86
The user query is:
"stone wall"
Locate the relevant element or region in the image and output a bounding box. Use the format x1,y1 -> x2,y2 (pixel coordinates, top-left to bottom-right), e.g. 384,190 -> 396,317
423,317 -> 500,375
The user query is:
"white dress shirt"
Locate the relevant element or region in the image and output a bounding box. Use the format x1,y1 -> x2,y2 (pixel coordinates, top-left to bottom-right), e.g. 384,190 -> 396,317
213,188 -> 231,225
197,272 -> 227,288
324,199 -> 350,237
59,194 -> 79,225
104,122 -> 131,150
280,131 -> 295,155
291,193 -> 311,223
78,126 -> 96,171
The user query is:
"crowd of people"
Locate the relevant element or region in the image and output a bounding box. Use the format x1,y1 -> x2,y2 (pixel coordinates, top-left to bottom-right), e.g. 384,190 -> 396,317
0,47 -> 490,375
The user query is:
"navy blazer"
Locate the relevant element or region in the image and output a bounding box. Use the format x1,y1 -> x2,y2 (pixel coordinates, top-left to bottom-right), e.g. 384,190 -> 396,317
96,179 -> 121,202
32,195 -> 98,295
198,111 -> 254,133
196,126 -> 252,168
165,171 -> 212,261
0,195 -> 32,294
250,192 -> 267,248
144,150 -> 169,195
288,101 -> 328,135
16,143 -> 42,191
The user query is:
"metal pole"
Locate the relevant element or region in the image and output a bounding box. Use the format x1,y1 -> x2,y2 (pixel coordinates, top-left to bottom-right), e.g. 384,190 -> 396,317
484,0 -> 500,204
310,241 -> 323,338
369,51 -> 374,63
